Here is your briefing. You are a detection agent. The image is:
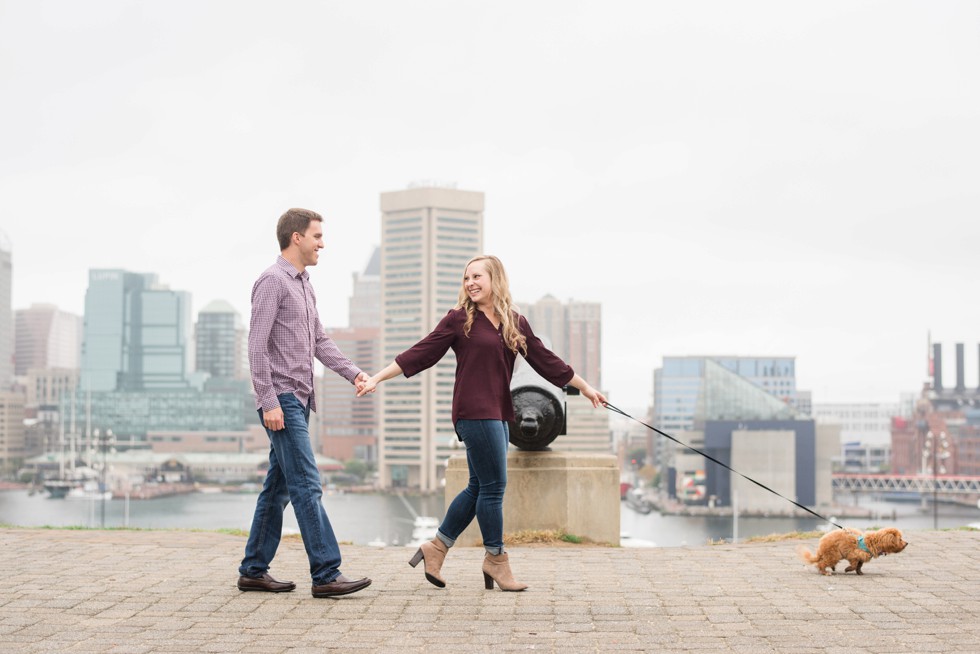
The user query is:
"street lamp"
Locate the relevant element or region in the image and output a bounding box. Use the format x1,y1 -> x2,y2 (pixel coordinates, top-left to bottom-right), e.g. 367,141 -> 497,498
922,430 -> 950,530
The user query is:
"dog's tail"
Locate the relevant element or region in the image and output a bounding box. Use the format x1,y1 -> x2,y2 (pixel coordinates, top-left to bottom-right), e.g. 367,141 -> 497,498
796,544 -> 817,565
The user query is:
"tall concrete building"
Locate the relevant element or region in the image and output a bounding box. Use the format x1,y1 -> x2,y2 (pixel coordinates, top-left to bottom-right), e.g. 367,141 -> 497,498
73,270 -> 255,447
195,300 -> 247,381
652,356 -> 798,494
378,186 -> 484,490
0,391 -> 26,474
348,247 -> 381,329
314,247 -> 381,463
81,270 -> 192,393
0,230 -> 12,389
14,304 -> 82,375
521,295 -> 608,453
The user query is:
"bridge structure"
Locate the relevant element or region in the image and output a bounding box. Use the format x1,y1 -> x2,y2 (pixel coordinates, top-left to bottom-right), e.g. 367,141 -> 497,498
832,473 -> 980,497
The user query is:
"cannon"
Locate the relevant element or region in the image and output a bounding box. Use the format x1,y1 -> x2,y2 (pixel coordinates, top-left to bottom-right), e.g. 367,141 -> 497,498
507,357 -> 577,450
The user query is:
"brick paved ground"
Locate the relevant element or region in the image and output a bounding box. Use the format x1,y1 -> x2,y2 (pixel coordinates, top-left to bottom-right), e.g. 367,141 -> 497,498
1,528 -> 978,653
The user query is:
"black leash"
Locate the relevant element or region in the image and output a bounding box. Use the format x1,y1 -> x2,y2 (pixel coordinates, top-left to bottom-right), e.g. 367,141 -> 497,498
604,402 -> 845,530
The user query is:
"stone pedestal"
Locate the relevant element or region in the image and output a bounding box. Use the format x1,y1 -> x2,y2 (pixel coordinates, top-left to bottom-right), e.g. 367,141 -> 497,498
444,450 -> 620,546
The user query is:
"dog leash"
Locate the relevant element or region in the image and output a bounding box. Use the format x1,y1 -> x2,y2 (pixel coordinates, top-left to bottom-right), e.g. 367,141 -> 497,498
605,402 -> 846,530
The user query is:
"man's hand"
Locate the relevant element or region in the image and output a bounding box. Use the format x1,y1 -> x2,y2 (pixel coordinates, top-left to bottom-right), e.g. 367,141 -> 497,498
356,376 -> 379,397
263,407 -> 285,431
354,372 -> 370,394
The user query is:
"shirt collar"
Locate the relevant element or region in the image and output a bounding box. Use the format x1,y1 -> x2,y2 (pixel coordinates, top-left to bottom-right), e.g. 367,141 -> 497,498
276,255 -> 308,280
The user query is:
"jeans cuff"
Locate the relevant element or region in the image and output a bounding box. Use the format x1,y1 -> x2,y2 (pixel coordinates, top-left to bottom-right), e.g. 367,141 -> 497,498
436,531 -> 455,548
484,545 -> 504,555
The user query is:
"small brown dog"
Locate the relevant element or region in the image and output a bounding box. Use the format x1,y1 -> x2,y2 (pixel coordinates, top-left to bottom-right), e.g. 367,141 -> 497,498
797,527 -> 908,575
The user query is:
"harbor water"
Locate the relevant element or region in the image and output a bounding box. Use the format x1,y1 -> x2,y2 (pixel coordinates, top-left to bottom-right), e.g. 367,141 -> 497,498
2,488 -> 978,547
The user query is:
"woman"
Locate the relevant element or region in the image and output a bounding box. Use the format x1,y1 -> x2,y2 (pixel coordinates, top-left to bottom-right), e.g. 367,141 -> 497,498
357,255 -> 606,591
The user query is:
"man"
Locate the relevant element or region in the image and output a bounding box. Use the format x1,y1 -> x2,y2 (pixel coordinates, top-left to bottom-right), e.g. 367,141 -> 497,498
237,208 -> 372,598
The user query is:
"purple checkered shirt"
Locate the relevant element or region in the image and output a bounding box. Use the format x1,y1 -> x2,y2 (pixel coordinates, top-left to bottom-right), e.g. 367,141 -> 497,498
248,256 -> 362,412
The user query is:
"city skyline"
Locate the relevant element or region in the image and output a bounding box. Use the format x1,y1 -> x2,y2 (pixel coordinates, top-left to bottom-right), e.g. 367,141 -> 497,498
3,3 -> 979,409
3,240 -> 976,411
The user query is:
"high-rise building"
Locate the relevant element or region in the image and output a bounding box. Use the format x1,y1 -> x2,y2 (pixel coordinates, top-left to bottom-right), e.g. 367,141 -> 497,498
521,295 -> 608,453
378,186 -> 484,490
14,304 -> 82,375
349,247 -> 381,329
316,325 -> 379,462
654,356 -> 798,435
892,342 -> 980,477
73,270 -> 255,447
0,391 -> 26,474
315,248 -> 381,463
0,229 -> 12,389
81,270 -> 191,393
195,300 -> 246,381
652,356 -> 799,488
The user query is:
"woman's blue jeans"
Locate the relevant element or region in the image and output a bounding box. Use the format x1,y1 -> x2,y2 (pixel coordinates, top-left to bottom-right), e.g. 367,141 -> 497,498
239,393 -> 342,585
438,419 -> 509,555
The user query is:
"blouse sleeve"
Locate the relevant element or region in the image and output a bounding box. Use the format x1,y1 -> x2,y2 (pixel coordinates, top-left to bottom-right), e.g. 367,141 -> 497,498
518,314 -> 575,388
395,310 -> 460,378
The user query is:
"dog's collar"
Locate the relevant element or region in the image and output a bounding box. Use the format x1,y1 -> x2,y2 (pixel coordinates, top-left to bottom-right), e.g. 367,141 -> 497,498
858,535 -> 872,555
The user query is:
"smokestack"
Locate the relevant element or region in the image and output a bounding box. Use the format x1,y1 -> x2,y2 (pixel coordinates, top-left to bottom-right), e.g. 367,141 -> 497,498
933,343 -> 943,391
956,343 -> 966,392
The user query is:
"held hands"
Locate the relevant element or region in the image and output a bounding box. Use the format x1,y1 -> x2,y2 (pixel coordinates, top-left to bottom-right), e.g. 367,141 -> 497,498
356,374 -> 379,397
355,362 -> 402,397
354,372 -> 370,395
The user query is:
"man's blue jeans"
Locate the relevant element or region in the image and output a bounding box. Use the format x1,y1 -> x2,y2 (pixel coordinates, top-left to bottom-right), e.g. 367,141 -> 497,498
438,419 -> 509,555
239,393 -> 342,585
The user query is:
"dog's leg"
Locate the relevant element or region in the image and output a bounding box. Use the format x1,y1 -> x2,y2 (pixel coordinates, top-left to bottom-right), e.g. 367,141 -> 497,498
854,560 -> 863,575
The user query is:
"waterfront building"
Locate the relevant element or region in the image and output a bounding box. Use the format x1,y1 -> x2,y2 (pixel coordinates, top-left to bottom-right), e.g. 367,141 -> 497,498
73,270 -> 256,450
378,185 -> 483,490
14,304 -> 82,375
23,450 -> 344,487
0,230 -> 12,389
812,401 -> 901,448
813,400 -> 903,472
81,270 -> 192,392
0,390 -> 26,474
891,342 -> 980,477
195,300 -> 247,381
145,426 -> 267,454
22,368 -> 79,459
651,355 -> 834,512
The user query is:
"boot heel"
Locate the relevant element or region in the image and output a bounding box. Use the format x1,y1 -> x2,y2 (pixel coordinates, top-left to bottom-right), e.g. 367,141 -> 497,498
408,548 -> 424,568
483,572 -> 494,590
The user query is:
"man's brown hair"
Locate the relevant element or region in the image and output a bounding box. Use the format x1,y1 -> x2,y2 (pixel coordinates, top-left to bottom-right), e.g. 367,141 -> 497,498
277,208 -> 323,251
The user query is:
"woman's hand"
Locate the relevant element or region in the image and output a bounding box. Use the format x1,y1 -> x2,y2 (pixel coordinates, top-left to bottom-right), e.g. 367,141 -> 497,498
581,385 -> 607,408
568,374 -> 607,408
356,376 -> 379,397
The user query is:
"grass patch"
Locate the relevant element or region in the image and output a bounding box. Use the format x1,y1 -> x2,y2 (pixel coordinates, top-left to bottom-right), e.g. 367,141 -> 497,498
707,530 -> 824,545
742,530 -> 824,544
502,529 -> 609,546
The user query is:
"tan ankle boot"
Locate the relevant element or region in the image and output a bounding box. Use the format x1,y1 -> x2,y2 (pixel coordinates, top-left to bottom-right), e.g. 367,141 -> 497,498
482,552 -> 528,591
408,538 -> 449,588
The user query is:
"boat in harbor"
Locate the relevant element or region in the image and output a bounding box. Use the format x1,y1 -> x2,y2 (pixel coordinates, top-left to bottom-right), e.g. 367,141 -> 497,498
406,516 -> 439,547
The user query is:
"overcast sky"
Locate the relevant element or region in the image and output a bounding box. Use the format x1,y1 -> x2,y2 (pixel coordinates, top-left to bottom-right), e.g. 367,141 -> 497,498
2,1 -> 978,411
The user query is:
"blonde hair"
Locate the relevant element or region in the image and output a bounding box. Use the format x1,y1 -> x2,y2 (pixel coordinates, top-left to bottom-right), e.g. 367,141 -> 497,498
457,255 -> 527,355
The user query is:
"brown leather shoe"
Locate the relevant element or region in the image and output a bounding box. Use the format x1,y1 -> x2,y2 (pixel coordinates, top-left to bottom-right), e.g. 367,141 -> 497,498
311,573 -> 372,598
237,572 -> 296,593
